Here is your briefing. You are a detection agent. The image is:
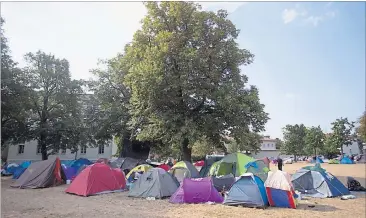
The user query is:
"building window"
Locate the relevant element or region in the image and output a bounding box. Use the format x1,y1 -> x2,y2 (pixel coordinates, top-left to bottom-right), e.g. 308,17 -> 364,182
80,145 -> 87,154
37,144 -> 41,154
18,144 -> 25,154
98,144 -> 104,154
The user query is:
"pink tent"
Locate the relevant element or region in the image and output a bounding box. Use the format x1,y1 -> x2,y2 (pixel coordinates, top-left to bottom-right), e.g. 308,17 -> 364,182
169,177 -> 223,204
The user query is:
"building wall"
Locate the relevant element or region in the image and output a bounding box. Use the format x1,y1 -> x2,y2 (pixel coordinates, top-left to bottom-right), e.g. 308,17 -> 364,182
251,150 -> 292,159
7,140 -> 117,164
260,140 -> 277,151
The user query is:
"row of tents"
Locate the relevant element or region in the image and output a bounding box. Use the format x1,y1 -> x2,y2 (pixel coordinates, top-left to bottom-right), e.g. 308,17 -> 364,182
6,152 -> 355,210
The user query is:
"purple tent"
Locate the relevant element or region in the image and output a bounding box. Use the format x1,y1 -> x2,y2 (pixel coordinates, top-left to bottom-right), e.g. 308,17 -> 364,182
62,165 -> 77,181
169,177 -> 223,204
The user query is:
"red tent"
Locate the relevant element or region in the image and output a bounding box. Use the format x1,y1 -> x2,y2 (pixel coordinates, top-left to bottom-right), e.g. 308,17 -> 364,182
158,164 -> 171,171
194,160 -> 205,167
65,163 -> 126,196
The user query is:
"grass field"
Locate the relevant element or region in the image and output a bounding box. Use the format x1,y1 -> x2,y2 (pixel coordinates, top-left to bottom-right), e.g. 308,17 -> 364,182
1,162 -> 365,218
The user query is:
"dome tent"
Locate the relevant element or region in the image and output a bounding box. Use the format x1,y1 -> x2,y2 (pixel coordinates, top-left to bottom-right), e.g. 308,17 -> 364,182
291,164 -> 350,198
169,161 -> 200,183
66,163 -> 126,197
224,173 -> 268,208
129,168 -> 179,199
340,156 -> 354,164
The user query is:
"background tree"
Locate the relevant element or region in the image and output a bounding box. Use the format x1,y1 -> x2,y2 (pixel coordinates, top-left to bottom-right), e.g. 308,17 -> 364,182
355,112 -> 366,154
322,133 -> 340,159
281,124 -> 307,160
123,2 -> 268,162
330,117 -> 355,155
1,18 -> 30,150
304,126 -> 325,156
275,138 -> 284,150
20,51 -> 84,160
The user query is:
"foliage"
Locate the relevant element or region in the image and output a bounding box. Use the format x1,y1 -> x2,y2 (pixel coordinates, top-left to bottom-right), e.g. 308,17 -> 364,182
275,138 -> 284,150
330,117 -> 355,154
322,134 -> 340,159
281,124 -> 307,159
356,111 -> 366,147
19,51 -> 85,160
1,18 -> 31,148
304,126 -> 325,156
122,2 -> 269,162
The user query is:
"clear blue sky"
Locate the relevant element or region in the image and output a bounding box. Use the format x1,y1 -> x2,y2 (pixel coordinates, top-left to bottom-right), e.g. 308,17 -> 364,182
2,2 -> 365,139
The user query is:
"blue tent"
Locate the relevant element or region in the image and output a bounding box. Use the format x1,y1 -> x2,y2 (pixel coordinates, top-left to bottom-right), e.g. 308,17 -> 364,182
12,161 -> 32,179
12,167 -> 27,179
223,173 -> 268,207
62,158 -> 92,180
340,157 -> 354,164
70,158 -> 92,168
311,157 -> 324,163
292,166 -> 350,198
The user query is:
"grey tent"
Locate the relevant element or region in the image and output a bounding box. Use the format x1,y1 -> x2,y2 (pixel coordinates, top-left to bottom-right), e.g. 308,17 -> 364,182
168,161 -> 200,183
223,174 -> 268,207
211,174 -> 236,192
120,157 -> 147,172
11,157 -> 65,189
245,160 -> 269,182
128,168 -> 179,198
357,155 -> 366,163
109,158 -> 124,169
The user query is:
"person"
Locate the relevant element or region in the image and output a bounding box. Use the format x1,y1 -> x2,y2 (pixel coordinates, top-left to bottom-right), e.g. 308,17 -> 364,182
277,157 -> 283,171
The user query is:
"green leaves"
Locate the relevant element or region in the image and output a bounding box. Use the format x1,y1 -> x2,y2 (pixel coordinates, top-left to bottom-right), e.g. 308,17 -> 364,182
281,124 -> 307,157
123,2 -> 268,160
304,126 -> 325,156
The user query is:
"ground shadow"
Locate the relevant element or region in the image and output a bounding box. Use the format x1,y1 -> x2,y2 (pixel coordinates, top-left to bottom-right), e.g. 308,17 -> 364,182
296,202 -> 338,212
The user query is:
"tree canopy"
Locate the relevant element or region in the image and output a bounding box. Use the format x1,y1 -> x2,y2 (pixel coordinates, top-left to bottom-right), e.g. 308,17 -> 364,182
304,126 -> 325,156
122,2 -> 269,161
281,124 -> 307,159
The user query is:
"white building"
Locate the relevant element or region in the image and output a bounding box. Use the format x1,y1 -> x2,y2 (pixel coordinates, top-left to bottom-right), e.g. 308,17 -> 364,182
6,140 -> 118,164
340,141 -> 365,156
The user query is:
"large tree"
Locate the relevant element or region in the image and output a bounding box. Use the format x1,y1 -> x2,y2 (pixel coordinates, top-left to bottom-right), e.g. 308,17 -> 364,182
20,51 -> 84,160
281,124 -> 307,160
304,126 -> 325,156
123,2 -> 268,162
330,117 -> 354,155
357,111 -> 366,142
1,18 -> 30,149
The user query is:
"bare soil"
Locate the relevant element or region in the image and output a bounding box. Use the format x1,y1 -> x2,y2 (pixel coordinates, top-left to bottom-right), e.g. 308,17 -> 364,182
1,163 -> 365,218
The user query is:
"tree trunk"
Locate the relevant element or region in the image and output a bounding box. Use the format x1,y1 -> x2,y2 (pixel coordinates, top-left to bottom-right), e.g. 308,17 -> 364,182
40,135 -> 48,160
181,138 -> 192,162
74,149 -> 78,160
314,148 -> 317,157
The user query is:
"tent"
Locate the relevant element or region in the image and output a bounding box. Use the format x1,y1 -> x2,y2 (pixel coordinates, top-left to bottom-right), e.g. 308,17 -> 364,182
129,168 -> 179,199
194,160 -> 205,167
199,156 -> 224,177
211,174 -> 236,192
3,163 -> 19,175
261,157 -> 270,167
126,164 -> 152,179
207,161 -> 221,177
224,173 -> 269,207
210,153 -> 254,177
264,171 -> 298,209
62,158 -> 92,181
169,177 -> 223,204
340,156 -> 354,164
311,157 -> 324,164
169,161 -> 200,183
109,158 -> 124,169
12,161 -> 32,179
65,163 -> 126,196
120,157 -> 147,172
328,159 -> 340,164
158,163 -> 171,171
291,165 -> 350,198
11,157 -> 65,189
244,160 -> 270,182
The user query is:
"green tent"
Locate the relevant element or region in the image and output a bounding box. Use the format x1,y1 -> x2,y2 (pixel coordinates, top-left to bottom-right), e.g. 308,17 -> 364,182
328,159 -> 340,164
209,153 -> 254,177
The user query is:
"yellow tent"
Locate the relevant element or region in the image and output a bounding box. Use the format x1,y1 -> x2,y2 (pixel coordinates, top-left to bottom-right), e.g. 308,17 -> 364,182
126,164 -> 152,179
